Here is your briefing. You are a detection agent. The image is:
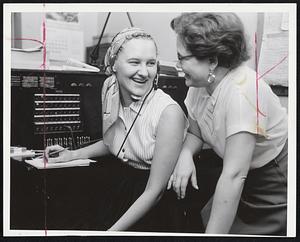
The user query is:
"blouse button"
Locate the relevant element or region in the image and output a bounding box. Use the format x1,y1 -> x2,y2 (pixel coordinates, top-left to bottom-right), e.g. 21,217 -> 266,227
122,148 -> 125,152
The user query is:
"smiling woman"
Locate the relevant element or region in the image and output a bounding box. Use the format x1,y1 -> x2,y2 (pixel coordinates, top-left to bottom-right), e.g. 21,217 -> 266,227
169,12 -> 288,235
44,27 -> 188,232
113,38 -> 158,106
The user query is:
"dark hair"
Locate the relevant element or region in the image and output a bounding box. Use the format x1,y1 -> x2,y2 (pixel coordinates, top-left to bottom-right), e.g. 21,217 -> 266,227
171,12 -> 250,69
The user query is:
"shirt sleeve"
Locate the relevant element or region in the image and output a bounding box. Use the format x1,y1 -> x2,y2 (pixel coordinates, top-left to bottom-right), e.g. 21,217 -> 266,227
225,85 -> 268,138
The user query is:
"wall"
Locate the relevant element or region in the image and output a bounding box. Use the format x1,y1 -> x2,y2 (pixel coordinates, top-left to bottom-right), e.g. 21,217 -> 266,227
19,12 -> 98,49
95,12 -> 258,67
17,12 -> 258,66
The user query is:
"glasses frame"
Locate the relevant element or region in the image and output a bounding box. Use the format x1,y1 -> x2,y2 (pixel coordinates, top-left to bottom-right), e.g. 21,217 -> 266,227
177,53 -> 195,63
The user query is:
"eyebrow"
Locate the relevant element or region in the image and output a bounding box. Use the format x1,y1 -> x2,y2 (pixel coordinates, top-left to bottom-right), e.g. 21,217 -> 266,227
127,57 -> 157,61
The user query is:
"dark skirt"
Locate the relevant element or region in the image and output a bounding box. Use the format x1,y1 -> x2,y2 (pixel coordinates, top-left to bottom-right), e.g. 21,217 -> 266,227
87,156 -> 185,232
201,141 -> 288,235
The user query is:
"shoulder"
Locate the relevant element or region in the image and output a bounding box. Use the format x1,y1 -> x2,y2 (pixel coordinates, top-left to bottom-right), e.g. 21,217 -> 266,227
154,89 -> 185,117
230,65 -> 269,91
157,104 -> 186,138
154,89 -> 176,103
160,104 -> 184,121
149,89 -> 180,112
151,90 -> 187,131
143,89 -> 179,125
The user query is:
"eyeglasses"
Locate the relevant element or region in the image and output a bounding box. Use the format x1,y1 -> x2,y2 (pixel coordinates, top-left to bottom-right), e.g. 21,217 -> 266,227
177,53 -> 195,63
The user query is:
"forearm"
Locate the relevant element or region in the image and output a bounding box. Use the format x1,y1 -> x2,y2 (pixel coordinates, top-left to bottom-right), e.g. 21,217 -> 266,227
71,140 -> 110,160
109,189 -> 163,231
205,174 -> 245,234
182,132 -> 203,156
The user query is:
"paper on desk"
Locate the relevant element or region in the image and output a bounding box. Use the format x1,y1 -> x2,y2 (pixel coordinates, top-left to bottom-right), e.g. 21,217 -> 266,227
11,150 -> 36,159
25,158 -> 97,169
61,65 -> 99,72
65,58 -> 100,71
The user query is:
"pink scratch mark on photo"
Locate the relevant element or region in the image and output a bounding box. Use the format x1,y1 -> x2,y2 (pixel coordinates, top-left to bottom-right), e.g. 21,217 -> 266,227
41,14 -> 48,237
254,32 -> 288,134
255,32 -> 259,134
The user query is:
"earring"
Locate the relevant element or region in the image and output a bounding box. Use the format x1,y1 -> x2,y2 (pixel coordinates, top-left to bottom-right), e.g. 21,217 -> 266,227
207,70 -> 216,84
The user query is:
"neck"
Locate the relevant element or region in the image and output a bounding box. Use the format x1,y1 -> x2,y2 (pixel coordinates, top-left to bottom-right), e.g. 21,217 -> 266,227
119,90 -> 133,107
206,67 -> 230,95
121,95 -> 133,107
120,86 -> 154,107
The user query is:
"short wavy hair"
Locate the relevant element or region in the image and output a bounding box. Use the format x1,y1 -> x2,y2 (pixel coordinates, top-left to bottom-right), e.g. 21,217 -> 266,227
171,12 -> 250,69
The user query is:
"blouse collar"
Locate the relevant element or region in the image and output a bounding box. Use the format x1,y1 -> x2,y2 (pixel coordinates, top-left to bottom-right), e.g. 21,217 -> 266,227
120,88 -> 156,115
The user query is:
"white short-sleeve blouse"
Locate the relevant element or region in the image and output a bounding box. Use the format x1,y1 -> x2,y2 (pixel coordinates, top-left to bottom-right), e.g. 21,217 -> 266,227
185,65 -> 288,169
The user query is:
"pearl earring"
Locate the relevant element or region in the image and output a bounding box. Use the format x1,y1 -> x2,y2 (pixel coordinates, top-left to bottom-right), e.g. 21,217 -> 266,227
207,70 -> 216,84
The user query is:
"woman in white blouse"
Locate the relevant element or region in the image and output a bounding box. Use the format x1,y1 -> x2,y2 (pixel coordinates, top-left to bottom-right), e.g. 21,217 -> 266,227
44,27 -> 187,231
169,12 -> 288,235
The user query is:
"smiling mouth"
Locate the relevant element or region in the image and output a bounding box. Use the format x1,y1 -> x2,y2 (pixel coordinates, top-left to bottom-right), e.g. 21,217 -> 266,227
132,78 -> 147,84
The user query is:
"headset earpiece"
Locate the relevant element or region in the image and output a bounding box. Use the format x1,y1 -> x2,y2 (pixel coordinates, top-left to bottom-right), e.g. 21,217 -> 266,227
153,62 -> 160,90
157,61 -> 161,74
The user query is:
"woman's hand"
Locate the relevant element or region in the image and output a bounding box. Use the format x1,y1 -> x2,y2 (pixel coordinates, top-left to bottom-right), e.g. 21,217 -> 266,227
167,116 -> 203,199
167,150 -> 199,199
44,145 -> 73,163
43,140 -> 110,164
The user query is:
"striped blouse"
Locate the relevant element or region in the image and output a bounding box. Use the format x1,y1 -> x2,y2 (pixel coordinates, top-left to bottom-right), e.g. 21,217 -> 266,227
103,89 -> 188,170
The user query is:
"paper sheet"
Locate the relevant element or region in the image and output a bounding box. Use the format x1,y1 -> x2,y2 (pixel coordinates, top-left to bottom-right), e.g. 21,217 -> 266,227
25,158 -> 97,169
45,27 -> 84,62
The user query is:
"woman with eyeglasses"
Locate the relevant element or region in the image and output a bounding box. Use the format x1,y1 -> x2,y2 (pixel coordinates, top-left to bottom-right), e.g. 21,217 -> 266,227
168,13 -> 288,235
44,27 -> 188,231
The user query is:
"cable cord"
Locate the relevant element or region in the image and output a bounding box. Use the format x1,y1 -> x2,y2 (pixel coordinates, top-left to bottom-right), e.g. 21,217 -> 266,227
63,125 -> 76,149
116,86 -> 154,158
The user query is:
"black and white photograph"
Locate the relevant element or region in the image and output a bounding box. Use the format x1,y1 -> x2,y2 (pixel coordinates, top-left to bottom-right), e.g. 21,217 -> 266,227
3,3 -> 297,238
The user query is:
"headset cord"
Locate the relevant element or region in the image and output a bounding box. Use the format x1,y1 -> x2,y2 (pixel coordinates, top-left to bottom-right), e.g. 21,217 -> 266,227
63,125 -> 76,149
116,85 -> 154,158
